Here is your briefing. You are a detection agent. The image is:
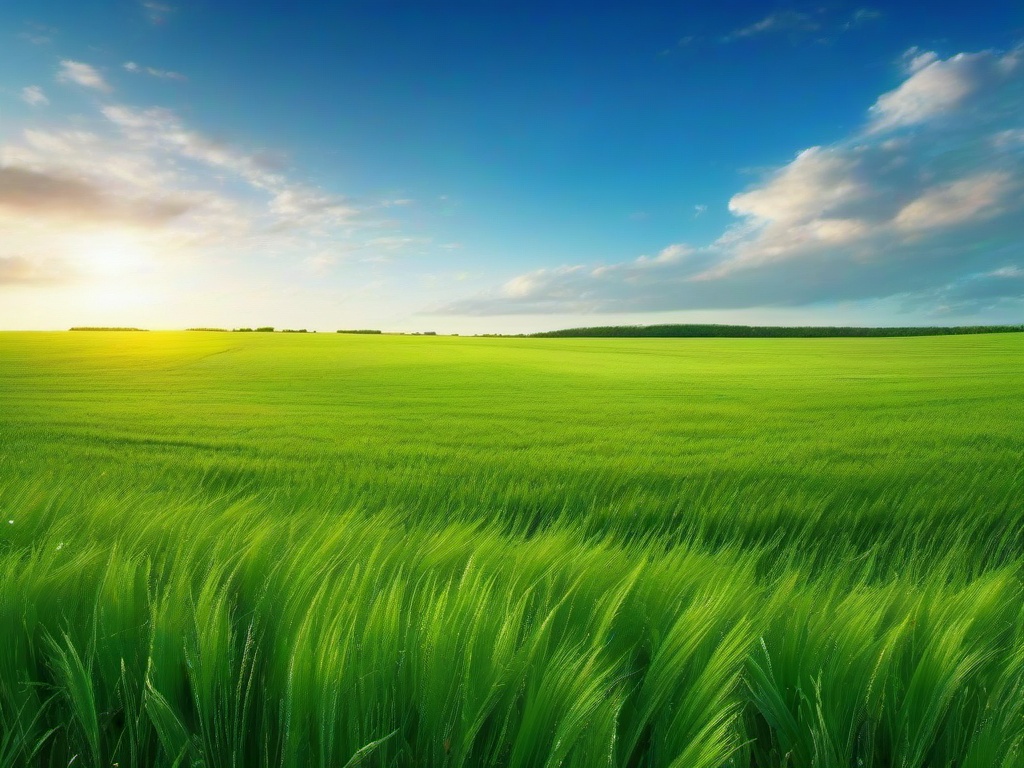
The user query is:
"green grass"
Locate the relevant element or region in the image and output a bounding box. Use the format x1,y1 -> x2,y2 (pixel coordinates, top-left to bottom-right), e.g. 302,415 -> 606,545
0,331 -> 1022,767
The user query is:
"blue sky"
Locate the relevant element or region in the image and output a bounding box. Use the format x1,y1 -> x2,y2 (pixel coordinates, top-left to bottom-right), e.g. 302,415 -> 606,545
1,1 -> 1022,332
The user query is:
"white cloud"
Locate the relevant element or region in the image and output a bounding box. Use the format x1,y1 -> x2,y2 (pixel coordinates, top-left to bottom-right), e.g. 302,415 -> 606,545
724,7 -> 880,43
901,47 -> 938,74
57,60 -> 111,93
0,94 -> 418,289
989,265 -> 1023,278
992,129 -> 1024,149
141,1 -> 175,25
635,244 -> 693,266
893,172 -> 1013,232
728,147 -> 866,224
843,8 -> 882,30
868,48 -> 1020,132
19,22 -> 57,46
123,62 -> 186,81
100,105 -> 298,200
20,86 -> 49,107
504,274 -> 538,298
727,10 -> 819,40
444,47 -> 1024,318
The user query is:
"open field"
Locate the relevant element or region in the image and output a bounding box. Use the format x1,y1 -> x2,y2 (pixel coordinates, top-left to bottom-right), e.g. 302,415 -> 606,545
1,331 -> 1023,767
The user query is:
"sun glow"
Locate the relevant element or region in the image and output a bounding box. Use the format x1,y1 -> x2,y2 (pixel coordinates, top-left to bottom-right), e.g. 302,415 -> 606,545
60,228 -> 164,313
72,230 -> 153,278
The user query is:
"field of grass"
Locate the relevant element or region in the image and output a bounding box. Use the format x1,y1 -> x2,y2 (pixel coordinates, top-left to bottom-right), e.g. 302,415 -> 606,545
1,330 -> 1022,768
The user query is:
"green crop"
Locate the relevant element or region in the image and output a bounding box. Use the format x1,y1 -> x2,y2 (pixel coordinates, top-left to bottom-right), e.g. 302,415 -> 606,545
0,331 -> 1021,767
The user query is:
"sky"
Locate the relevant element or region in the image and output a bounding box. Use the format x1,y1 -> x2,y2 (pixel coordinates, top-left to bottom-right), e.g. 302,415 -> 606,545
1,1 -> 1022,333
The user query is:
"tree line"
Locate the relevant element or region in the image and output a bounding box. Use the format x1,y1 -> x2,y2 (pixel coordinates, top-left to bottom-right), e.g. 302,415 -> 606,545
530,324 -> 1024,338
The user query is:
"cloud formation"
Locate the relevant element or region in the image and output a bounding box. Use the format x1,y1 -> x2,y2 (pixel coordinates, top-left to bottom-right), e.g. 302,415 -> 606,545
445,47 -> 1024,318
123,62 -> 187,81
1,66 -> 414,287
724,7 -> 881,42
19,22 -> 57,46
0,166 -> 191,226
728,10 -> 820,40
21,86 -> 49,107
99,105 -> 359,228
141,1 -> 175,25
57,60 -> 111,92
868,48 -> 1020,132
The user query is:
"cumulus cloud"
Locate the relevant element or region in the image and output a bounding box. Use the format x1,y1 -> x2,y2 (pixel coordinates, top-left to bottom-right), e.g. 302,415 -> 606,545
57,60 -> 111,92
123,62 -> 186,81
444,47 -> 1024,318
21,86 -> 49,107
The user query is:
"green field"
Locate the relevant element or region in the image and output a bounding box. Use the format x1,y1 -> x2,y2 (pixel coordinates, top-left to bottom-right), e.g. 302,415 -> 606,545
1,331 -> 1022,767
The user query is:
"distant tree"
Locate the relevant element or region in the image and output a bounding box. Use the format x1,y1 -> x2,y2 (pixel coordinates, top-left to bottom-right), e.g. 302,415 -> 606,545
528,324 -> 1024,339
255,327 -> 275,333
69,327 -> 147,331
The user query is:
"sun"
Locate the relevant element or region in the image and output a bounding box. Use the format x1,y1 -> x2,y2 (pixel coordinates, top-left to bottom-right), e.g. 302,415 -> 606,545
62,228 -> 163,312
73,230 -> 151,278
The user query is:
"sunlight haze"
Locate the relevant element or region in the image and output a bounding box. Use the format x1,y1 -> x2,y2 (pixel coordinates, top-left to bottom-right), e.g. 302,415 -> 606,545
1,1 -> 1022,331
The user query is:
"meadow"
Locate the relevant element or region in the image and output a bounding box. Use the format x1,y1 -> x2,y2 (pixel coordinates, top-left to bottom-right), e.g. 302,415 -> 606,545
0,330 -> 1022,768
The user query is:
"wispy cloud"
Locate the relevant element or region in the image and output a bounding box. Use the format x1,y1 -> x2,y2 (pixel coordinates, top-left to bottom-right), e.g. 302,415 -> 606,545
842,8 -> 883,30
141,1 -> 175,25
443,47 -> 1024,318
726,10 -> 820,41
20,86 -> 49,107
0,84 -> 417,288
56,60 -> 111,92
123,62 -> 187,81
19,22 -> 57,46
723,6 -> 881,43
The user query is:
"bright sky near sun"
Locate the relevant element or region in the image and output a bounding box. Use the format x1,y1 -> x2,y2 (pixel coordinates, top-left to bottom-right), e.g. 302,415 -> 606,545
1,1 -> 1022,332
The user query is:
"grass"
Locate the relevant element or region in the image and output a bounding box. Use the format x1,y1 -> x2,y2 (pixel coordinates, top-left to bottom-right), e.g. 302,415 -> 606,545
0,330 -> 1022,767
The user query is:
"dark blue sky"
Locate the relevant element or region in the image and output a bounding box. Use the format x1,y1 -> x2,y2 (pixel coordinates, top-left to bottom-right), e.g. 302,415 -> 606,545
1,1 -> 1022,330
